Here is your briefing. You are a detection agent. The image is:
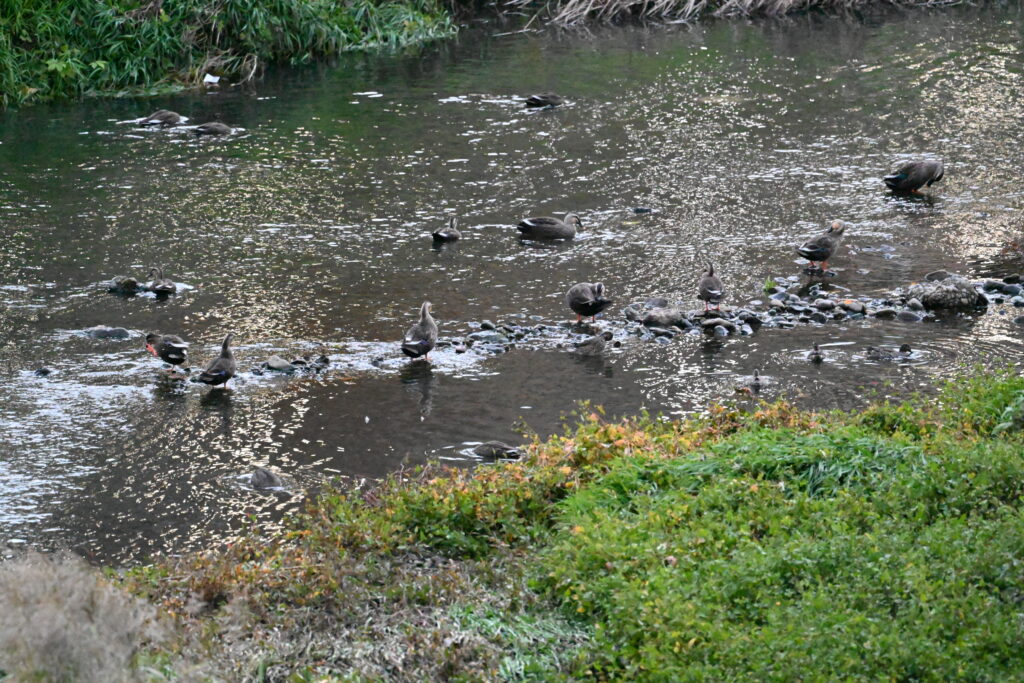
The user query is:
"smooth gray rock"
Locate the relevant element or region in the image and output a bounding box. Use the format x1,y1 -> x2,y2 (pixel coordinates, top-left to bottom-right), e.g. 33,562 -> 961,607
85,325 -> 131,339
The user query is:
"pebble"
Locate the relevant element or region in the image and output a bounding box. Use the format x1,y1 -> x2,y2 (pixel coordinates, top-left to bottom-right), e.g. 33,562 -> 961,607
813,299 -> 835,311
809,312 -> 829,324
872,308 -> 897,320
1004,274 -> 1022,284
645,297 -> 669,308
840,300 -> 866,314
266,355 -> 296,372
654,335 -> 671,345
1012,297 -> 1024,308
713,325 -> 729,337
907,298 -> 924,311
480,320 -> 497,331
1014,316 -> 1024,326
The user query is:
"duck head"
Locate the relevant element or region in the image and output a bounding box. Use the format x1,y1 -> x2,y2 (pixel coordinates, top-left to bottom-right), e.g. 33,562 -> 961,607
564,213 -> 583,229
145,332 -> 159,356
828,221 -> 846,236
221,333 -> 234,356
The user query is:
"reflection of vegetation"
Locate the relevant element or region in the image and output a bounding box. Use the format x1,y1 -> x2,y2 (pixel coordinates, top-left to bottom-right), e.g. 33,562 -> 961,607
87,370 -> 1024,678
0,0 -> 453,106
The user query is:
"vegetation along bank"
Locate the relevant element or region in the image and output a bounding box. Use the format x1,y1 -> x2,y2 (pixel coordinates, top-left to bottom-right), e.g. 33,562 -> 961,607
1,0 -> 974,107
3,369 -> 1024,679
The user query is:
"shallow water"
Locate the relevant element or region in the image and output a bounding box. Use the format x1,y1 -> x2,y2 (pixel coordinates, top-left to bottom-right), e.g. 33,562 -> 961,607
2,5 -> 1023,563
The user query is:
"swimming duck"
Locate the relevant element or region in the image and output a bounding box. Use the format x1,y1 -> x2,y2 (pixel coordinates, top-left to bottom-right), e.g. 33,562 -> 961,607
401,301 -> 438,360
565,282 -> 613,322
884,159 -> 944,194
472,441 -> 524,459
735,370 -> 764,396
865,344 -> 913,362
195,122 -> 232,136
697,263 -> 724,311
109,275 -> 143,295
197,333 -> 237,387
145,332 -> 189,369
573,330 -> 614,356
148,267 -> 176,295
250,467 -> 284,489
525,93 -> 564,108
432,217 -> 461,242
797,220 -> 846,272
517,212 -> 580,240
809,343 -> 824,364
139,109 -> 182,126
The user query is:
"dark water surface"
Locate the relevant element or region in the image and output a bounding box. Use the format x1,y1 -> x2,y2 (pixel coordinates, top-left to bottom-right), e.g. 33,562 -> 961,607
2,5 -> 1023,563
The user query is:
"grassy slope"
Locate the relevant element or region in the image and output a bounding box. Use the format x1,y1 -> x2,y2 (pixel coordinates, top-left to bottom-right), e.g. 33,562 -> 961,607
0,0 -> 453,106
111,370 -> 1024,680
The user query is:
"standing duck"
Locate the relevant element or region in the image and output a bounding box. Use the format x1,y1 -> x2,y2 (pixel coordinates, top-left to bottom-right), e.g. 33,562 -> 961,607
517,212 -> 580,240
808,344 -> 825,364
401,302 -> 438,361
148,267 -> 176,295
432,217 -> 461,242
139,109 -> 182,126
145,332 -> 189,369
697,263 -> 724,311
525,93 -> 564,108
883,159 -> 944,194
797,220 -> 846,273
565,282 -> 613,322
197,333 -> 237,387
195,122 -> 232,136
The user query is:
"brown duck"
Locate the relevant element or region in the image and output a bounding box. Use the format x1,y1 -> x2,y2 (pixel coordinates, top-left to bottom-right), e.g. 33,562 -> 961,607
197,333 -> 236,387
697,263 -> 724,311
797,221 -> 846,272
517,212 -> 580,240
883,159 -> 944,193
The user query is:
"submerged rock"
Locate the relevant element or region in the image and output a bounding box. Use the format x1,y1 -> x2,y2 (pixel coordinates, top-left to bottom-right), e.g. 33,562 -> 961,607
85,325 -> 131,340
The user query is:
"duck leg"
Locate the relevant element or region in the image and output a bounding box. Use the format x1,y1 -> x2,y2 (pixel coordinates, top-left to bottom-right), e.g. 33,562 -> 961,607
576,314 -> 582,323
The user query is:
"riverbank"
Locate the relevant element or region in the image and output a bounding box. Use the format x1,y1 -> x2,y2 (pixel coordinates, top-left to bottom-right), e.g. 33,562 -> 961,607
0,0 -> 454,107
3,369 -> 1023,679
1,0 -> 975,107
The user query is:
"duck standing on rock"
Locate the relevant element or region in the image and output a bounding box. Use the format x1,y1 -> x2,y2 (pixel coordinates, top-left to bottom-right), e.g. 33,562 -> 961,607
145,332 -> 189,371
797,220 -> 846,274
148,267 -> 176,295
432,217 -> 461,243
517,212 -> 580,240
884,159 -> 944,194
525,93 -> 564,108
140,109 -> 182,126
197,333 -> 237,387
697,263 -> 724,312
401,302 -> 438,361
565,282 -> 613,323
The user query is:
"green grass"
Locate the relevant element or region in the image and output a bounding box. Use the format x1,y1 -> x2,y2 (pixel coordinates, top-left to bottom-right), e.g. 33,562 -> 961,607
0,0 -> 454,106
100,370 -> 1024,678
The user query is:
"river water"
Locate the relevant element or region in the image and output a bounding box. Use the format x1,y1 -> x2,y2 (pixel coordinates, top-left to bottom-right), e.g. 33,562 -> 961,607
1,4 -> 1022,564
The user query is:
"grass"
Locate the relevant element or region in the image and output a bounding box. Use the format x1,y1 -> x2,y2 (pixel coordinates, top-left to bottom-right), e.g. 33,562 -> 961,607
5,370 -> 1024,679
0,0 -> 454,107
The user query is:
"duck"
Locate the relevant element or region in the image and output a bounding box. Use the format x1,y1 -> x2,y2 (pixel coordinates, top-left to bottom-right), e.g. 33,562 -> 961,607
797,220 -> 846,273
401,301 -> 438,361
148,267 -> 176,295
808,343 -> 825,364
517,212 -> 580,240
139,109 -> 182,126
697,263 -> 724,311
573,331 -> 614,356
865,344 -> 913,362
108,275 -> 143,295
565,282 -> 613,323
735,370 -> 764,396
883,159 -> 944,194
194,122 -> 232,136
472,441 -> 524,459
197,333 -> 237,387
432,217 -> 461,242
525,93 -> 564,108
145,332 -> 189,369
249,467 -> 284,489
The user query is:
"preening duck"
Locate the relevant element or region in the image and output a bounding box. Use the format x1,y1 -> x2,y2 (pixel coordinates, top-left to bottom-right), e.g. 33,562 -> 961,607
565,282 -> 613,323
883,159 -> 944,194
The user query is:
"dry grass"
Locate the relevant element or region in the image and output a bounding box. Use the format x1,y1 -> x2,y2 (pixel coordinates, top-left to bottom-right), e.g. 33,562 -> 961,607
517,0 -> 966,27
0,553 -> 166,682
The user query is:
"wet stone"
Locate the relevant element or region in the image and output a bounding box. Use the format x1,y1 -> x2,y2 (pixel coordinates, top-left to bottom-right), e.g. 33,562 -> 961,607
897,311 -> 922,322
468,331 -> 509,345
840,300 -> 866,314
713,325 -> 729,337
872,308 -> 898,320
809,311 -> 829,324
645,297 -> 669,308
654,335 -> 672,345
925,270 -> 953,282
480,320 -> 497,331
647,327 -> 675,338
1012,297 -> 1024,308
813,299 -> 836,311
907,298 -> 924,311
1004,274 -> 1023,284
1014,316 -> 1024,326
85,325 -> 131,339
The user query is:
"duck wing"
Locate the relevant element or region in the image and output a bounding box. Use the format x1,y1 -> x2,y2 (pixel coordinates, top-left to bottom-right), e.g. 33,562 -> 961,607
198,355 -> 236,384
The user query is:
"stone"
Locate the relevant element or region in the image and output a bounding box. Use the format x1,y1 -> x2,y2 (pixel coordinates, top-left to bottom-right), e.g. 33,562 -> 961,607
903,274 -> 984,310
872,308 -> 898,319
1004,274 -> 1022,284
468,331 -> 509,345
813,299 -> 835,311
897,311 -> 922,322
809,311 -> 829,324
645,297 -> 669,308
839,299 -> 865,314
266,355 -> 296,372
480,320 -> 497,331
713,325 -> 729,337
701,318 -> 738,332
647,327 -> 675,338
643,307 -> 686,328
925,270 -> 952,282
907,298 -> 924,311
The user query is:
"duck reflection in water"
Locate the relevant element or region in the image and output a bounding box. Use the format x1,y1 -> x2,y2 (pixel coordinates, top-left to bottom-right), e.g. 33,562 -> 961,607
400,362 -> 437,417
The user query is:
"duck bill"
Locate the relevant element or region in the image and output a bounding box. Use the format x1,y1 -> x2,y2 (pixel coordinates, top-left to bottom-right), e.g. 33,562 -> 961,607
146,344 -> 158,357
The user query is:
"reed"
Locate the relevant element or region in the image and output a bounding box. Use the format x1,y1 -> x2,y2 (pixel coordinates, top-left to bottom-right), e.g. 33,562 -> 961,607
0,0 -> 453,106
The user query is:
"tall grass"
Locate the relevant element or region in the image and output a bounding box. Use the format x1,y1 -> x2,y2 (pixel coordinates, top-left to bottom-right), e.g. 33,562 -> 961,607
0,0 -> 454,106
